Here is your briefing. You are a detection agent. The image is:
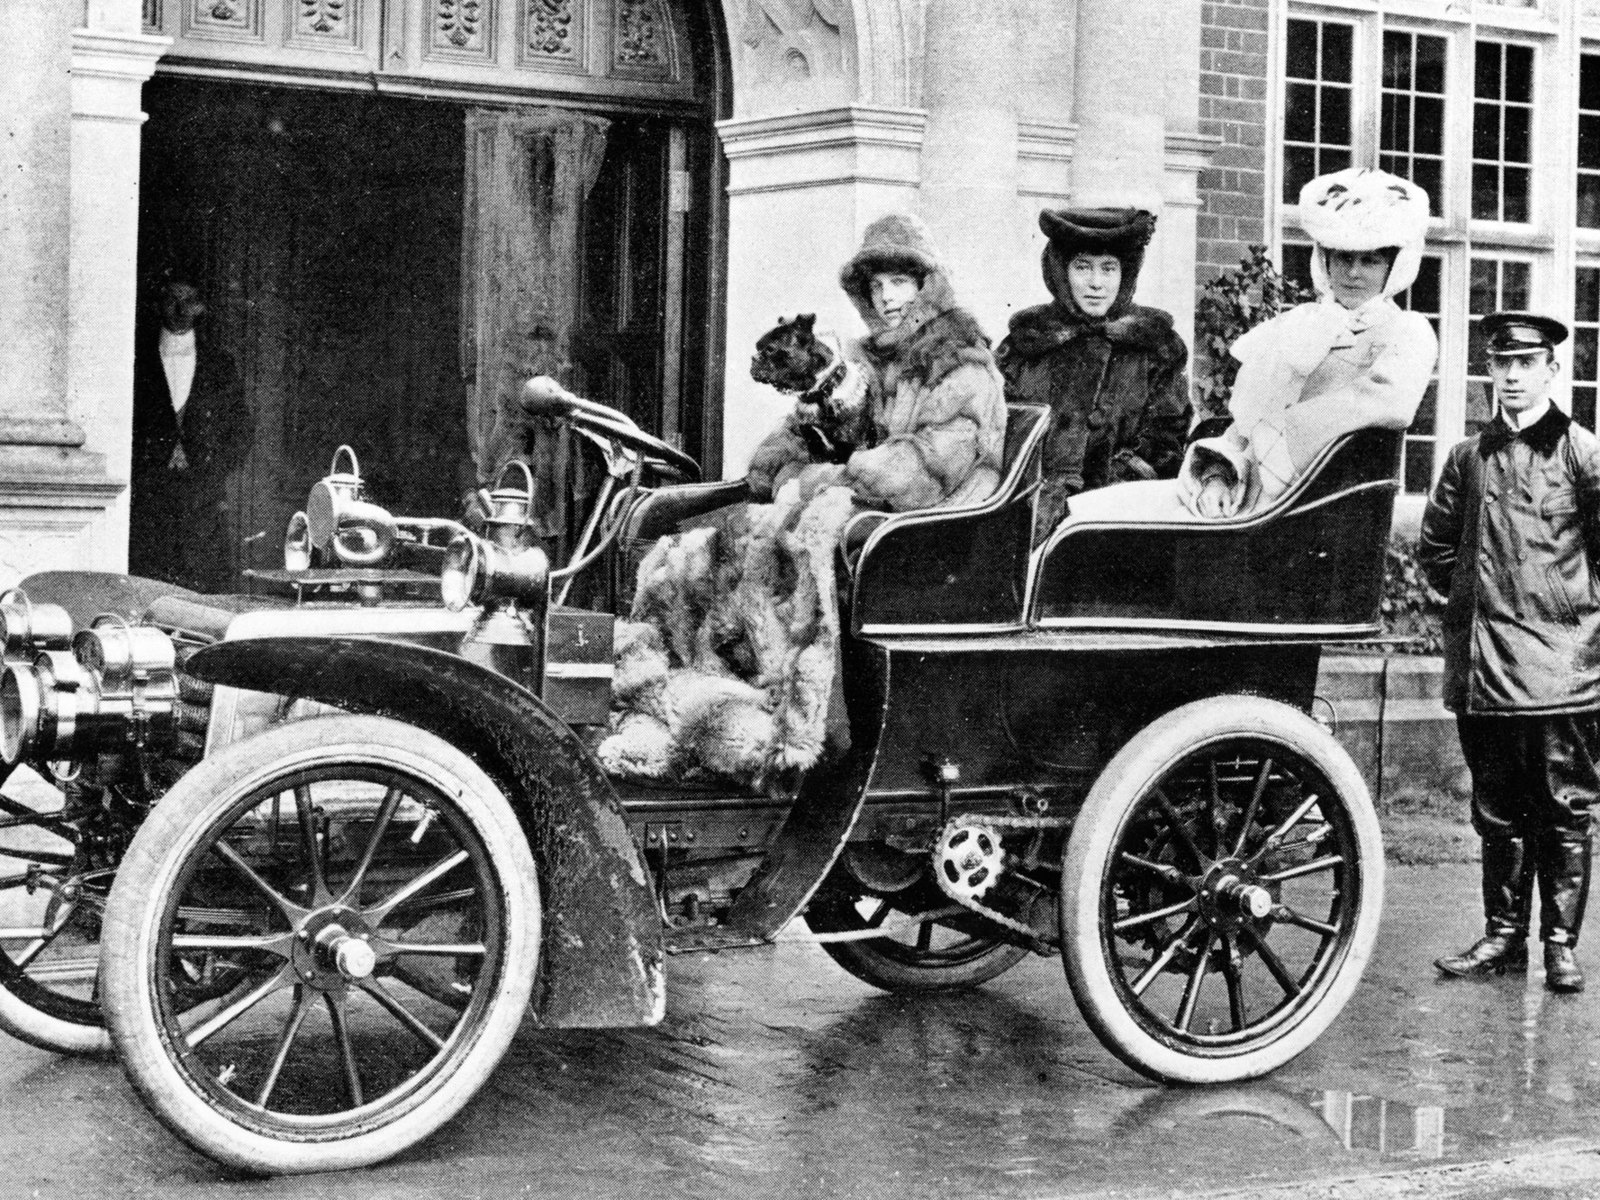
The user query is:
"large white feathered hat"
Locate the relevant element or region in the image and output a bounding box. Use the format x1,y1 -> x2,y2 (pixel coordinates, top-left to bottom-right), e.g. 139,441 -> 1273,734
1298,167 -> 1431,301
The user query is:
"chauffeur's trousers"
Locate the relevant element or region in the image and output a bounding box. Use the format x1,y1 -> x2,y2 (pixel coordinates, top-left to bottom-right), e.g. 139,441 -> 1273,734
1458,715 -> 1599,946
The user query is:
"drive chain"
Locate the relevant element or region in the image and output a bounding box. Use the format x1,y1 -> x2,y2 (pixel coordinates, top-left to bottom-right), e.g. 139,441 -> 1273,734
930,814 -> 1073,948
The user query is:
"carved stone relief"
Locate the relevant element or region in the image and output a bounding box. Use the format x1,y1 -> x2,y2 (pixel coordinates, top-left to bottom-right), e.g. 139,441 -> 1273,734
736,0 -> 849,112
143,0 -> 162,32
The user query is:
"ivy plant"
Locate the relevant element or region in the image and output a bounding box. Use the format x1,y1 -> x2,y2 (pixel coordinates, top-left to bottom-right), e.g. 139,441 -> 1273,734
1193,245 -> 1314,422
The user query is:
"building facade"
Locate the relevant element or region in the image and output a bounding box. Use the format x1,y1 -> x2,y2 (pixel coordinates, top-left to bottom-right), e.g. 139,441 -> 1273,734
1,0 -> 1214,586
1198,0 -> 1600,523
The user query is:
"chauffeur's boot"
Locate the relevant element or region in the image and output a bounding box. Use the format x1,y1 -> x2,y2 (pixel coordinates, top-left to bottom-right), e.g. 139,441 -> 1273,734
1436,837 -> 1532,977
1539,833 -> 1591,994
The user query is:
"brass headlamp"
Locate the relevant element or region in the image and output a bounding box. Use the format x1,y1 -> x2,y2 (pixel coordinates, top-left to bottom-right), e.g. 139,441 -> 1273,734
1,615 -> 178,765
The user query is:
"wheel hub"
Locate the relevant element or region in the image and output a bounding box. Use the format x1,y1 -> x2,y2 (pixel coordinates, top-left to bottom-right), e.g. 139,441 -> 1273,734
1195,859 -> 1275,934
290,907 -> 376,989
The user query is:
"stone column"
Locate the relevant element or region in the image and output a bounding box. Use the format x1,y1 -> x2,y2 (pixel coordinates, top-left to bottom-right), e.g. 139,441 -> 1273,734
1069,0 -> 1212,353
916,0 -> 1022,336
69,8 -> 171,575
0,0 -> 165,586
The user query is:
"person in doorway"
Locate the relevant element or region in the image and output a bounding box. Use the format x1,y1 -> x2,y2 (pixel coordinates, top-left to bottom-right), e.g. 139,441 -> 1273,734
1422,312 -> 1600,994
994,207 -> 1191,538
130,276 -> 253,593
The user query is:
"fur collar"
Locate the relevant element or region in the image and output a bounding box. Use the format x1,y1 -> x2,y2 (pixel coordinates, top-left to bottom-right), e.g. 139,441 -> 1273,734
1478,403 -> 1570,457
999,302 -> 1185,367
860,305 -> 994,391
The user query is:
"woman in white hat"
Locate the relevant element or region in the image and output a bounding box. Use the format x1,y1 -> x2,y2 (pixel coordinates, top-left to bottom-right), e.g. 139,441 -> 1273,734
1066,166 -> 1437,524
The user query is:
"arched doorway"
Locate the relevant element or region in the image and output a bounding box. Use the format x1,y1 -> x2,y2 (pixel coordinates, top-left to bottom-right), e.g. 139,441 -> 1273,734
132,0 -> 727,591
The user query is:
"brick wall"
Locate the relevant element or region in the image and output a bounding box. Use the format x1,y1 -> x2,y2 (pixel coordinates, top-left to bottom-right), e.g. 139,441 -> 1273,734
1197,0 -> 1270,285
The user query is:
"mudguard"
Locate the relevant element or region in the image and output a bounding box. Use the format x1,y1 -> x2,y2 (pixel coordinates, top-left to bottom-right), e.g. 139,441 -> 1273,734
183,636 -> 664,1030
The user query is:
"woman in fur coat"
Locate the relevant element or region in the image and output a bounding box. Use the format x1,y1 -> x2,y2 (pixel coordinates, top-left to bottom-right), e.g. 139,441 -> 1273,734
748,213 -> 1007,512
1066,167 -> 1437,527
995,207 -> 1192,537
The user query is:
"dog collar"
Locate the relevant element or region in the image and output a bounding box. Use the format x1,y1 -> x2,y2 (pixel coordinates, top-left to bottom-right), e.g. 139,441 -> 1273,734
800,356 -> 849,403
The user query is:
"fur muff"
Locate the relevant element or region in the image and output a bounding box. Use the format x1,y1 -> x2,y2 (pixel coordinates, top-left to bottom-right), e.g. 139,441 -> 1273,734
598,485 -> 859,790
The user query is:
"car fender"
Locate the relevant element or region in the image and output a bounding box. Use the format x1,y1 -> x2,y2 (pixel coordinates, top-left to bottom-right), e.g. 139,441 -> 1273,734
182,636 -> 664,1030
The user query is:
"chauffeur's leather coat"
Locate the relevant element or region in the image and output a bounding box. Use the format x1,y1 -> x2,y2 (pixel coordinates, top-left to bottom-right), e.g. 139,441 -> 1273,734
1419,405 -> 1600,714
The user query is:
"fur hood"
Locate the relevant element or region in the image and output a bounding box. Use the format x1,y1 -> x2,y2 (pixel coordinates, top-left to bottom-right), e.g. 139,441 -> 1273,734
998,301 -> 1186,368
838,213 -> 997,391
859,302 -> 996,394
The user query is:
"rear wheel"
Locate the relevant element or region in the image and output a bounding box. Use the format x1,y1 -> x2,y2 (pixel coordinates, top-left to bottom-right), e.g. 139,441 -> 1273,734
1062,696 -> 1383,1084
806,869 -> 1028,993
101,715 -> 539,1175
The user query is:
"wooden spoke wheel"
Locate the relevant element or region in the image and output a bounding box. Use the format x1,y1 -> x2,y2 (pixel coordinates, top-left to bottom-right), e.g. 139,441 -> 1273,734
1061,696 -> 1383,1084
806,870 -> 1029,994
101,715 -> 540,1175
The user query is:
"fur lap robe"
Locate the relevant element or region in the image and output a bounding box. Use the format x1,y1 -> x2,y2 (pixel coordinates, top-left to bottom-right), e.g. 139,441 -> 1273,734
597,484 -> 859,790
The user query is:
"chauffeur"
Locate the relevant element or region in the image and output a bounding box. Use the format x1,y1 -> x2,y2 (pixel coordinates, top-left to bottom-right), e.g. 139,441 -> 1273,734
1421,312 -> 1600,993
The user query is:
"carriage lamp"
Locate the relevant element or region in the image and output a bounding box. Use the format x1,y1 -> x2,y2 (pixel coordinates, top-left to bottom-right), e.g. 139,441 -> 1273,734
441,533 -> 550,614
0,620 -> 178,765
0,590 -> 72,660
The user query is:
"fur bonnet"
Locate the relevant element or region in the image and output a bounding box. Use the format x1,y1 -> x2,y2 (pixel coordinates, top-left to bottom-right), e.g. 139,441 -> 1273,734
839,213 -> 944,305
1298,167 -> 1430,301
1038,207 -> 1156,320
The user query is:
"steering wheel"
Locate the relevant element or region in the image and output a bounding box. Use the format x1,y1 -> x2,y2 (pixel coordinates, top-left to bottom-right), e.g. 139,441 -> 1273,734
520,377 -> 701,483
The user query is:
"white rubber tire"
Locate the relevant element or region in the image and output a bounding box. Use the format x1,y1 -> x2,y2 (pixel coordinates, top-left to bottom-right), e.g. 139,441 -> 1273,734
1061,695 -> 1384,1084
101,714 -> 540,1175
0,983 -> 109,1056
0,766 -> 109,1056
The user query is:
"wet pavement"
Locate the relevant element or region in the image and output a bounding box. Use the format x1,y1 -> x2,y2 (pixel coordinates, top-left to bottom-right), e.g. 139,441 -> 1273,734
1,861 -> 1599,1199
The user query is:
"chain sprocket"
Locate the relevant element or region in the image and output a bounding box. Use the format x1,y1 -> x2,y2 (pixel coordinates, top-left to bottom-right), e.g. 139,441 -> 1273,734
930,814 -> 1071,945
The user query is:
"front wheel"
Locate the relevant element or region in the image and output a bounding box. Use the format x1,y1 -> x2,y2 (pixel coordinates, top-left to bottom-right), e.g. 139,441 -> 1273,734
101,714 -> 540,1175
1061,696 -> 1383,1084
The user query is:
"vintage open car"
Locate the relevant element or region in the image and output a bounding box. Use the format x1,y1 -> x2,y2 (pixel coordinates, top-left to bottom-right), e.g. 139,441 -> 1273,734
0,379 -> 1395,1174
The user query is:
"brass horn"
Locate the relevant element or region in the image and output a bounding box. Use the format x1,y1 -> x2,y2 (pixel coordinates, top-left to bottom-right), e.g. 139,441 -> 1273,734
304,445 -> 398,568
302,445 -> 472,568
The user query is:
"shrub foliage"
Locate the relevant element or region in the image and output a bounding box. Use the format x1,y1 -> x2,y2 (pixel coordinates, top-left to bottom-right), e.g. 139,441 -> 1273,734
1194,245 -> 1314,421
1378,534 -> 1446,654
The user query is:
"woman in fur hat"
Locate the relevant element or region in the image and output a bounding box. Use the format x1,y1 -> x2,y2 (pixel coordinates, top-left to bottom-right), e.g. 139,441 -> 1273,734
1067,167 -> 1437,526
749,213 -> 1007,512
996,207 -> 1192,537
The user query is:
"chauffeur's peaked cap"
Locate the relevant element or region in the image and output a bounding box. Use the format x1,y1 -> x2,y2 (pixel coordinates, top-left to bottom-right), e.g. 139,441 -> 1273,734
1482,312 -> 1569,356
